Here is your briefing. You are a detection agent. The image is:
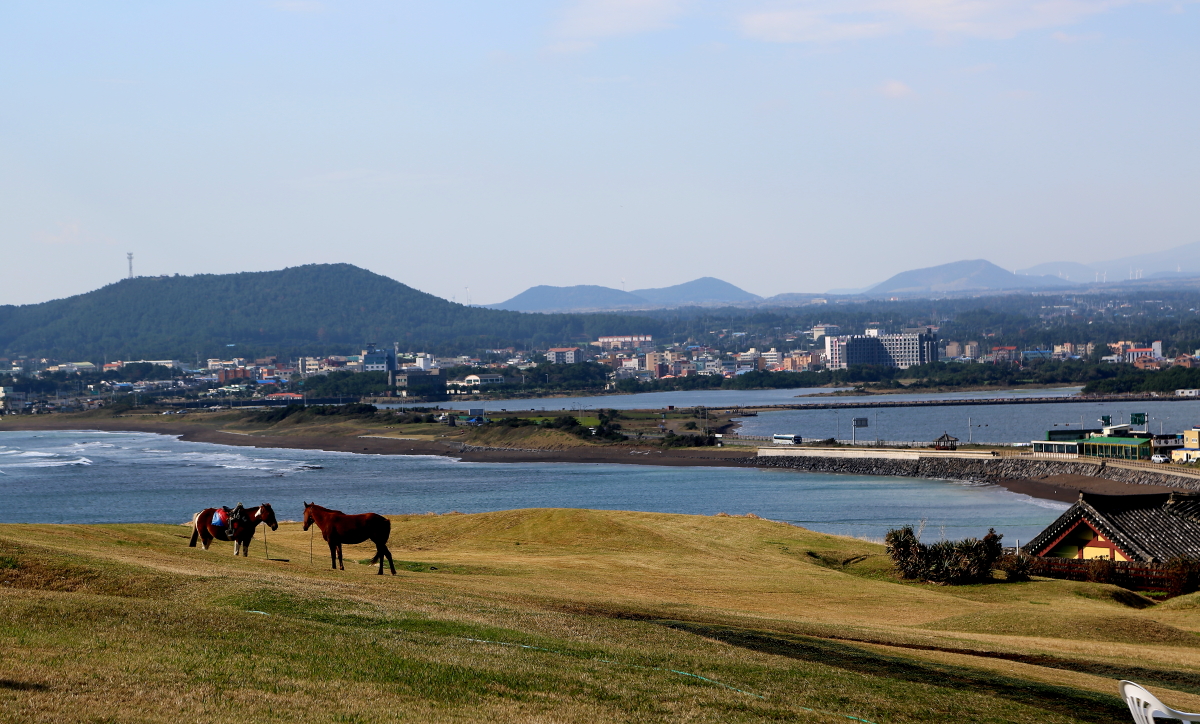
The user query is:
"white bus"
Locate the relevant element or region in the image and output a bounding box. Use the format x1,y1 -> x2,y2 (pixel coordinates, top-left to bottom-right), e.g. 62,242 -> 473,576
772,434 -> 802,445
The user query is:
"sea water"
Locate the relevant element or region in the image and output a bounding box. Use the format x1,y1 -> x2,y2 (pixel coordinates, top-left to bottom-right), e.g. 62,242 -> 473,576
0,430 -> 1065,542
735,397 -> 1200,445
381,384 -> 1081,412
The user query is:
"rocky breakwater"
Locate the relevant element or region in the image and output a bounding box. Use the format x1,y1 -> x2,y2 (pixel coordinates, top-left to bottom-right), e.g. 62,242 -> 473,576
755,452 -> 1200,492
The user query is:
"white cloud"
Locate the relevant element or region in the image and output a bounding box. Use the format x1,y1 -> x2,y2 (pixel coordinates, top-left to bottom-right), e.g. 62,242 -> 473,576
879,79 -> 913,97
738,0 -> 1149,43
554,0 -> 690,39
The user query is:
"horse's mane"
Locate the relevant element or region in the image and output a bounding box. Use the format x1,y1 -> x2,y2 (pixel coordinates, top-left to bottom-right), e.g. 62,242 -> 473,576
307,503 -> 345,515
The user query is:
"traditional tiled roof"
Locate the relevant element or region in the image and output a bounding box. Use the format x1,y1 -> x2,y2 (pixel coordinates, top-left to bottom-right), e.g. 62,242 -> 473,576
1022,492 -> 1200,563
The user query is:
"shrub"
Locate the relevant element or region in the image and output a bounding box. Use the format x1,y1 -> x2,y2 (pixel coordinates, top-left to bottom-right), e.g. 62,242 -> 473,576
1086,558 -> 1116,584
252,403 -> 305,423
884,526 -> 926,579
660,432 -> 716,448
251,402 -> 377,425
1165,557 -> 1200,597
996,553 -> 1035,582
884,526 -> 1004,585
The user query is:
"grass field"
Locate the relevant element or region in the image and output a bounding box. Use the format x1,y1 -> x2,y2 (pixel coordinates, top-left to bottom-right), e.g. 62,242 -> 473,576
1,509 -> 1198,722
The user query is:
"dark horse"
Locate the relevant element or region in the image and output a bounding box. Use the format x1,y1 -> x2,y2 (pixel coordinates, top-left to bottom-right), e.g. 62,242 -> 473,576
189,503 -> 278,556
301,502 -> 396,575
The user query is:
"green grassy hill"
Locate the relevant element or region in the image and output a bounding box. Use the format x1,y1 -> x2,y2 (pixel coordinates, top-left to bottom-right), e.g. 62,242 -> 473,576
0,264 -> 659,361
1,508 -> 1198,722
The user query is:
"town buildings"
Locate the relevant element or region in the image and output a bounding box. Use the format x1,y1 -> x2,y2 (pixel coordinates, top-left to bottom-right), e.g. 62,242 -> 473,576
545,347 -> 584,364
361,344 -> 395,373
824,327 -> 938,370
809,324 -> 841,339
595,335 -> 653,351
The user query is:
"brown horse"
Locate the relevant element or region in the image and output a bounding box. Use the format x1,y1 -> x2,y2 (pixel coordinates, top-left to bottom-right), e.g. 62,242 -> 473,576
301,502 -> 396,575
189,503 -> 278,556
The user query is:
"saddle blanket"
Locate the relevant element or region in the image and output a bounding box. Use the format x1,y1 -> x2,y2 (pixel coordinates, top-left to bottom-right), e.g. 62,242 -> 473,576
211,509 -> 227,527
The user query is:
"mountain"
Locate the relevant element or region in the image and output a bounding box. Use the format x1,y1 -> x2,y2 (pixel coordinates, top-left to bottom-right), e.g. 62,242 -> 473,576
868,260 -> 1071,295
631,277 -> 760,306
486,285 -> 650,312
1096,247 -> 1200,280
0,264 -> 659,362
1076,241 -> 1200,282
1015,242 -> 1200,285
488,277 -> 760,312
1014,261 -> 1095,283
760,293 -> 834,306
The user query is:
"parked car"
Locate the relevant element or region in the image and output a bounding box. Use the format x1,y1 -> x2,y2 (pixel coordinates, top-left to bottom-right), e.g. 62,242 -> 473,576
1151,454 -> 1170,464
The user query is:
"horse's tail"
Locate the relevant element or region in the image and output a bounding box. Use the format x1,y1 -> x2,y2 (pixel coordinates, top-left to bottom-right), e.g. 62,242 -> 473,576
372,515 -> 392,562
188,511 -> 201,547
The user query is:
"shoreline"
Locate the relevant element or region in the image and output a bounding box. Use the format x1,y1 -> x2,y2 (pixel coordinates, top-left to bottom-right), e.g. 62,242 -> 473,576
379,382 -> 1082,406
988,474 -> 1187,503
0,416 -> 760,468
3,416 -> 1187,504
805,383 -> 1082,398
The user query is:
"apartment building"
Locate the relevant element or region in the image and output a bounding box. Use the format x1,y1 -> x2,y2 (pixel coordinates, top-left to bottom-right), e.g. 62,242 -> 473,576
825,327 -> 938,370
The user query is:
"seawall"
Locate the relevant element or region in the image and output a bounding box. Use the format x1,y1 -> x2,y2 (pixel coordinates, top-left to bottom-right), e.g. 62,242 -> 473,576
755,451 -> 1200,492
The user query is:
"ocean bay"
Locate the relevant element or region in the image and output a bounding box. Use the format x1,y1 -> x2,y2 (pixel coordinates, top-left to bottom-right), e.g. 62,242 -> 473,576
0,429 -> 1064,542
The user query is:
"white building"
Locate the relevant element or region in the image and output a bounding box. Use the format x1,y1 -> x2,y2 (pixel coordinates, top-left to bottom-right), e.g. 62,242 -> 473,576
825,328 -> 938,370
596,335 -> 653,350
464,374 -> 506,386
0,387 -> 28,411
545,347 -> 584,364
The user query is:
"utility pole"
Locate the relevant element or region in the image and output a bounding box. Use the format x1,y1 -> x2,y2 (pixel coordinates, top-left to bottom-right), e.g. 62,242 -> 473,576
127,253 -> 133,279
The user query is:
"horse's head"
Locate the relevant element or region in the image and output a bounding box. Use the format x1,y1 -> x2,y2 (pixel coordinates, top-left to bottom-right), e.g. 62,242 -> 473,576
259,503 -> 279,531
301,502 -> 314,531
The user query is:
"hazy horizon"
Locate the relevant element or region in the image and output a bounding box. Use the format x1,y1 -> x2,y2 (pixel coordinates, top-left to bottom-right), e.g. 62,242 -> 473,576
3,1 -> 1197,307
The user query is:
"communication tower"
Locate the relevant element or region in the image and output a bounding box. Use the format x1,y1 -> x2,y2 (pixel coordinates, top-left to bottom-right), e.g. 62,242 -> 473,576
127,253 -> 133,279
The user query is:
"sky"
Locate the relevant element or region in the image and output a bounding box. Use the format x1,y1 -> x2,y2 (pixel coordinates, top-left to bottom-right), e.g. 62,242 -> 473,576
1,0 -> 1197,306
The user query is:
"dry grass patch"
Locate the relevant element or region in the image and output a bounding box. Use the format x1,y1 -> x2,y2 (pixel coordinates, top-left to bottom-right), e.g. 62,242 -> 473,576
0,510 -> 1196,722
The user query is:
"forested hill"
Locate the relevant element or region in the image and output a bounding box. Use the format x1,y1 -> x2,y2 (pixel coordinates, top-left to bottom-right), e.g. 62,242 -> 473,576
0,264 -> 660,362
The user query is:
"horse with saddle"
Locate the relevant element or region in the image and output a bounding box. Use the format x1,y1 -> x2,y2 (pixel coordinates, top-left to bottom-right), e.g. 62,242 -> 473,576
189,502 -> 278,556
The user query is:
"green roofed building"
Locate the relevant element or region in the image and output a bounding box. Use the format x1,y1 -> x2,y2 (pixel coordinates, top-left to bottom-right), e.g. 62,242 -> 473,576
1079,436 -> 1152,461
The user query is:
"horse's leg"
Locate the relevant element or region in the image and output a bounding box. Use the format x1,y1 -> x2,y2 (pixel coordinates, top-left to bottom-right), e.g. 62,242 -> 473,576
233,539 -> 241,556
337,544 -> 344,571
328,540 -> 338,570
201,529 -> 212,551
189,513 -> 200,547
241,537 -> 250,557
385,545 -> 396,575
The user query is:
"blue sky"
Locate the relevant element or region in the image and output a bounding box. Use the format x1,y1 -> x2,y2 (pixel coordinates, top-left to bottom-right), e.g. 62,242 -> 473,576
2,0 -> 1197,305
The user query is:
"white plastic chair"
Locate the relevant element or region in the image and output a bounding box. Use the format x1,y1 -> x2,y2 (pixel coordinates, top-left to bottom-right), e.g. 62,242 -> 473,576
1121,680 -> 1200,723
